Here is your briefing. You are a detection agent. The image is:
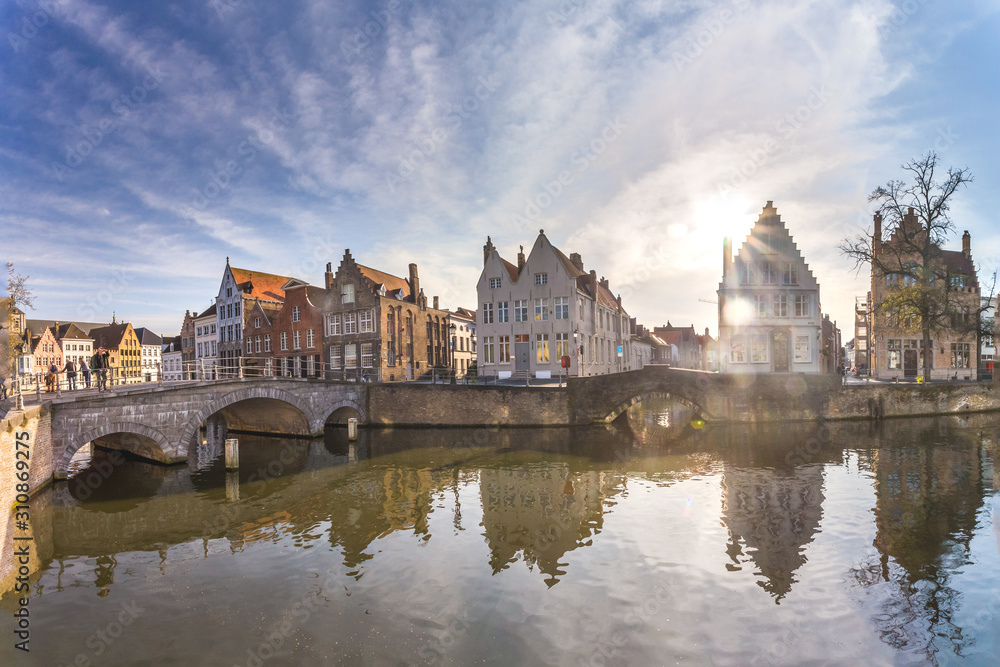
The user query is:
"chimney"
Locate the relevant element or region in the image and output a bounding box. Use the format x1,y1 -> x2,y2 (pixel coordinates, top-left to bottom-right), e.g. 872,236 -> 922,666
325,262 -> 334,290
589,270 -> 598,299
517,245 -> 526,271
433,296 -> 439,310
409,263 -> 420,303
873,212 -> 882,258
599,276 -> 609,290
483,236 -> 495,265
570,252 -> 584,272
616,293 -> 622,309
705,327 -> 709,337
722,237 -> 731,279
962,230 -> 971,257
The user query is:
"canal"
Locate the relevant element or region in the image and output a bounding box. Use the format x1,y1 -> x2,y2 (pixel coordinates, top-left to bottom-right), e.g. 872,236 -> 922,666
2,399 -> 999,665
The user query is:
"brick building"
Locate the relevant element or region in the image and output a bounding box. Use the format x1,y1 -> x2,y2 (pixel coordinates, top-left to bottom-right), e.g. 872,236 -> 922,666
89,319 -> 142,384
270,278 -> 326,378
869,210 -> 982,380
321,251 -> 450,382
244,299 -> 282,376
180,310 -> 197,380
216,260 -> 291,378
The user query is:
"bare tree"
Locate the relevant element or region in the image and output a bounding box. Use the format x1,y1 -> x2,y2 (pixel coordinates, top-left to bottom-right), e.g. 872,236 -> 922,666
3,261 -> 35,361
840,152 -> 994,380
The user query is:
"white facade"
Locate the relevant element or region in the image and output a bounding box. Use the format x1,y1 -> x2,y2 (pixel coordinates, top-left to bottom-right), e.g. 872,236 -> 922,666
195,306 -> 218,380
476,231 -> 632,379
718,202 -> 823,374
448,309 -> 477,378
162,349 -> 183,381
982,296 -> 997,376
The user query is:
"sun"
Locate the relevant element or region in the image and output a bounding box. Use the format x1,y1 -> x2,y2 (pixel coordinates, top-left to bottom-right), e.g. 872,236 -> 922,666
691,194 -> 755,247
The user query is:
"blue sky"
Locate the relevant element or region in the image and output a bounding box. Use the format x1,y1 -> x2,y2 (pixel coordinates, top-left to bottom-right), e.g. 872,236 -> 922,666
2,0 -> 998,336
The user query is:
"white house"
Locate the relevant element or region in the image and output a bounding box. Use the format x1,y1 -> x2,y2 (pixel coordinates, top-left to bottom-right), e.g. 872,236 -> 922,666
195,304 -> 218,380
448,307 -> 477,378
718,202 -> 823,374
161,338 -> 183,382
476,230 -> 632,379
133,327 -> 162,382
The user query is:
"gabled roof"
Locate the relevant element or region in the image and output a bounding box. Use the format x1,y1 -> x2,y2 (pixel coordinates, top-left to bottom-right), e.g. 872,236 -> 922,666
133,327 -> 163,347
574,275 -> 625,313
27,319 -> 107,336
230,267 -> 292,303
450,307 -> 477,323
553,247 -> 586,278
196,303 -> 217,319
357,264 -> 412,299
89,323 -> 133,349
55,323 -> 92,341
941,250 -> 979,289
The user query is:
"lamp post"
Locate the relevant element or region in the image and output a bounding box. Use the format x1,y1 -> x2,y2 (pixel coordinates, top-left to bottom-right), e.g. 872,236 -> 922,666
449,322 -> 457,384
573,327 -> 580,378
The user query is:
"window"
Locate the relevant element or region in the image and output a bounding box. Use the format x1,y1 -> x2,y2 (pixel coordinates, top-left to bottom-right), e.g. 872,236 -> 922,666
794,295 -> 810,317
293,331 -> 301,350
292,306 -> 301,322
783,263 -> 797,285
280,332 -> 288,351
360,311 -> 374,333
255,336 -> 262,353
482,302 -> 494,325
361,343 -> 373,368
330,345 -> 341,369
489,277 -> 502,289
754,294 -> 767,317
246,339 -> 253,354
254,318 -> 261,328
235,324 -> 241,340
773,295 -> 787,317
751,333 -> 768,363
514,300 -> 528,322
227,304 -> 233,319
498,335 -> 510,363
497,301 -> 509,323
556,333 -> 569,359
227,325 -> 233,342
951,274 -> 967,289
739,262 -> 754,285
344,313 -> 357,334
554,297 -> 569,320
534,298 -> 548,321
341,284 -> 355,304
264,335 -> 271,352
762,262 -> 776,285
536,334 -> 549,362
794,335 -> 810,363
227,287 -> 232,297
483,336 -> 495,364
196,327 -> 202,336
345,345 -> 357,369
328,314 -> 341,335
951,342 -> 970,368
857,326 -> 867,337
197,342 -> 203,356
306,329 -> 315,348
535,273 -> 547,285
887,339 -> 901,369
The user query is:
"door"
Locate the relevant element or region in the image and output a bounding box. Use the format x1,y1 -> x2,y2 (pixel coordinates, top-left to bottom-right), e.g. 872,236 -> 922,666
772,331 -> 789,373
903,349 -> 918,377
515,342 -> 530,372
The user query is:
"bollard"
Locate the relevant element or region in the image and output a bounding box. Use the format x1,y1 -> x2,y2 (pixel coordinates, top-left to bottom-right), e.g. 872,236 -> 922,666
347,417 -> 358,440
225,471 -> 240,502
225,438 -> 240,470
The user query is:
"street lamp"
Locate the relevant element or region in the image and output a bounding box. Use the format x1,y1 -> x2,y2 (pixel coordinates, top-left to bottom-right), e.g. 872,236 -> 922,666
449,322 -> 457,384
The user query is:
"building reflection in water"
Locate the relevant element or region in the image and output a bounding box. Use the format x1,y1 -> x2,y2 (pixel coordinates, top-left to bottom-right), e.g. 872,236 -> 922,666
716,423 -> 839,602
850,418 -> 986,662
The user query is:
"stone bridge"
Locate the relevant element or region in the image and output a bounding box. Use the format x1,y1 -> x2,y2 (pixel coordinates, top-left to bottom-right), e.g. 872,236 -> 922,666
30,366 -> 1000,480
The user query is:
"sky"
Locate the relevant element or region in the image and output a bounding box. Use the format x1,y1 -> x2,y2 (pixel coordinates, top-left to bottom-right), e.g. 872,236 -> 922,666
2,0 -> 999,337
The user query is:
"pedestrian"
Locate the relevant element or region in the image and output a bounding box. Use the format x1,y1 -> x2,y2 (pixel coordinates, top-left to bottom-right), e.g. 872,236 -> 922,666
63,359 -> 77,391
80,358 -> 92,389
91,347 -> 110,392
46,362 -> 58,393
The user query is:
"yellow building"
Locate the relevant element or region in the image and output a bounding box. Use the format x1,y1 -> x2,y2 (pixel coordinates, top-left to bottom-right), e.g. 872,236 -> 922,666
89,319 -> 143,384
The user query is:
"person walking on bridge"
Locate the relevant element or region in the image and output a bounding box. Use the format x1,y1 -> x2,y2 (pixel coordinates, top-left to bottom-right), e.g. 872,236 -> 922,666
91,348 -> 110,392
62,359 -> 77,391
80,358 -> 92,389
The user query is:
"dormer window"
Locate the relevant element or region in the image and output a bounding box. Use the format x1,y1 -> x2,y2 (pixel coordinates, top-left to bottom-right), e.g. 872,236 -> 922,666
534,273 -> 547,285
342,284 -> 355,304
489,277 -> 502,289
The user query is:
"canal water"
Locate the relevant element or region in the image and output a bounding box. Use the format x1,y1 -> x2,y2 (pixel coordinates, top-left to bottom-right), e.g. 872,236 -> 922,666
2,400 -> 999,666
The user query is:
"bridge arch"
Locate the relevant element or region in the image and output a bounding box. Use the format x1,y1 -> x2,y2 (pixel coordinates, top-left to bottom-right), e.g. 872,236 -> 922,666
61,422 -> 174,475
323,399 -> 367,426
600,389 -> 706,424
179,386 -> 319,447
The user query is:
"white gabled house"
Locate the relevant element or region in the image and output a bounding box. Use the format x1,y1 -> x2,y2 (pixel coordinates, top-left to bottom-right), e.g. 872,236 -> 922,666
718,202 -> 823,374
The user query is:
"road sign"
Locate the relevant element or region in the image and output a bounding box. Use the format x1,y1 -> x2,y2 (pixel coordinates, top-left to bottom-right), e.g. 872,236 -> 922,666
617,345 -> 623,356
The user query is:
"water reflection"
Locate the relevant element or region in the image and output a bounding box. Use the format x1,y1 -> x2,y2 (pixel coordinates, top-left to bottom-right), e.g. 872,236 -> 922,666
7,401 -> 1000,666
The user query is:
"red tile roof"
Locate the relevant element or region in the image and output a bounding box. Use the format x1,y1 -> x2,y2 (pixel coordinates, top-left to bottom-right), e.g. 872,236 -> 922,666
230,267 -> 292,303
357,264 -> 412,298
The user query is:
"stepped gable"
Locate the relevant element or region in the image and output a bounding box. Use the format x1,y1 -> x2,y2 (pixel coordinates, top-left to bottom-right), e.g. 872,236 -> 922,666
734,201 -> 819,288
